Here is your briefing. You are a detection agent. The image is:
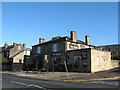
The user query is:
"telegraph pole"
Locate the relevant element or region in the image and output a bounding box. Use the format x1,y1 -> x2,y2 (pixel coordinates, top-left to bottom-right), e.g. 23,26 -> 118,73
64,41 -> 70,79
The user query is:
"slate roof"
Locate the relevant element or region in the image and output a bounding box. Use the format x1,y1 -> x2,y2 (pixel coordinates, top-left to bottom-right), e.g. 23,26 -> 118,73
32,36 -> 95,47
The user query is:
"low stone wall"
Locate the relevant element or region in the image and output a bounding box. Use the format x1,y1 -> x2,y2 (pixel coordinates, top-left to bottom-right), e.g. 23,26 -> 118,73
2,63 -> 12,71
12,63 -> 23,71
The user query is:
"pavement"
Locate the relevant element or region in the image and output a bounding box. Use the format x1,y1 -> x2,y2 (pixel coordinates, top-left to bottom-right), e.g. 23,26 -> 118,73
2,67 -> 120,81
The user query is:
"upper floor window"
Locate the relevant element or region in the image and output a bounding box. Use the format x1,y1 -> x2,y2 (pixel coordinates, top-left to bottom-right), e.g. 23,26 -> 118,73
53,44 -> 57,52
18,46 -> 20,49
37,46 -> 41,53
81,45 -> 84,49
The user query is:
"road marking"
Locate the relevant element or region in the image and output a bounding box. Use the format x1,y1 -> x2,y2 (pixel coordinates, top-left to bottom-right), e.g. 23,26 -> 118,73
33,85 -> 46,89
88,81 -> 118,85
11,81 -> 47,89
26,84 -> 34,87
11,81 -> 26,85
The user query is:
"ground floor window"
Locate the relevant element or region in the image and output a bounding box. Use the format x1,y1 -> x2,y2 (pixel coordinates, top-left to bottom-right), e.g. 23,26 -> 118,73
74,56 -> 80,68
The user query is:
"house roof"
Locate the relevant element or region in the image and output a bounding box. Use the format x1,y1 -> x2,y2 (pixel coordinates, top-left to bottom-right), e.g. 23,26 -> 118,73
32,36 -> 95,47
9,50 -> 25,58
2,45 -> 13,51
32,36 -> 91,47
96,44 -> 120,48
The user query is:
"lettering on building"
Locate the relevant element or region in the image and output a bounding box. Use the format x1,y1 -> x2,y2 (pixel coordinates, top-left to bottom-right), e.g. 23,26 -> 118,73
51,52 -> 64,56
69,44 -> 79,49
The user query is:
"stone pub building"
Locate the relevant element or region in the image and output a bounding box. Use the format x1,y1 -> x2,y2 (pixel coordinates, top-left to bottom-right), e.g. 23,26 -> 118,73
31,31 -> 119,73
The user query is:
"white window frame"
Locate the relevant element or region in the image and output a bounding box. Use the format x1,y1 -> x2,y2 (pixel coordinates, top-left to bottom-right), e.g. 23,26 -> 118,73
53,44 -> 57,52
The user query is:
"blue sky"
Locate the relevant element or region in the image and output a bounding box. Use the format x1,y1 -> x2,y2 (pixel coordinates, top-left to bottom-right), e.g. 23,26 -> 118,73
2,2 -> 118,48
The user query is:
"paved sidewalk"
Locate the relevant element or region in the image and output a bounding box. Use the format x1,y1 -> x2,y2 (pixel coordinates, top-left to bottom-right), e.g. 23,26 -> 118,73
2,68 -> 120,81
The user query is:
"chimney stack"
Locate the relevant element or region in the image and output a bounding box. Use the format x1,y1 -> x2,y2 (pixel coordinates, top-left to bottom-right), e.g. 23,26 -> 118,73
23,44 -> 26,50
4,42 -> 8,49
13,43 -> 16,47
39,38 -> 45,44
70,31 -> 76,42
85,35 -> 90,45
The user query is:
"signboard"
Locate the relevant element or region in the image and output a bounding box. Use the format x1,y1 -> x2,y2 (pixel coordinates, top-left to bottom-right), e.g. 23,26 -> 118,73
81,51 -> 87,59
69,44 -> 79,49
51,52 -> 64,56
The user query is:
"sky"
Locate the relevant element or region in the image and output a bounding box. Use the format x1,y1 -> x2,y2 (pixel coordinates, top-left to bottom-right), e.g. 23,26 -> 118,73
2,2 -> 118,48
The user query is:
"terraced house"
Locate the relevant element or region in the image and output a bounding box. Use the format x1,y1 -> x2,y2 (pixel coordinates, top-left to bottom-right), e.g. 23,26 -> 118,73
31,31 -> 119,73
1,43 -> 30,70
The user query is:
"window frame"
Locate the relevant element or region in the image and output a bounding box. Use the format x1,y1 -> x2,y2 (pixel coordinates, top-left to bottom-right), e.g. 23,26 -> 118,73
53,43 -> 58,52
37,46 -> 41,54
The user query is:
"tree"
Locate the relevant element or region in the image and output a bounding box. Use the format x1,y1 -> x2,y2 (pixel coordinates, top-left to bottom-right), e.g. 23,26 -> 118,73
0,54 -> 9,63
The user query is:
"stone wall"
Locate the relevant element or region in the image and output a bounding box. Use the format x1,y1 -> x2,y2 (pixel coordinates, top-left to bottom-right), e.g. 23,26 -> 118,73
91,49 -> 119,73
12,63 -> 23,70
2,63 -> 12,71
67,49 -> 91,72
13,51 -> 26,63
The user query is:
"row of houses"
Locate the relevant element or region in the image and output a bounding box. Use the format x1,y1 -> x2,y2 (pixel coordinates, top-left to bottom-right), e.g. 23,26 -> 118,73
1,31 -> 120,72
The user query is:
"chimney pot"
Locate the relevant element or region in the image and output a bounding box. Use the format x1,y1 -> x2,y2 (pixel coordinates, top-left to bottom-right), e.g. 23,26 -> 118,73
39,38 -> 45,44
23,44 -> 26,50
13,43 -> 16,47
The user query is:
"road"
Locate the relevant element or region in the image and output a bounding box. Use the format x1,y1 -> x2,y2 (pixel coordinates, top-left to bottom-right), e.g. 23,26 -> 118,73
2,73 -> 119,89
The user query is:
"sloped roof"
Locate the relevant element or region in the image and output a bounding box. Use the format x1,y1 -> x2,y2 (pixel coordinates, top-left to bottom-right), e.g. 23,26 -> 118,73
9,50 -> 25,58
32,36 -> 95,47
2,45 -> 13,51
96,44 -> 120,48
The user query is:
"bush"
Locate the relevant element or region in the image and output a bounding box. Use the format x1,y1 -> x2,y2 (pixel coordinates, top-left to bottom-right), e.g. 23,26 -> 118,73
0,55 -> 9,63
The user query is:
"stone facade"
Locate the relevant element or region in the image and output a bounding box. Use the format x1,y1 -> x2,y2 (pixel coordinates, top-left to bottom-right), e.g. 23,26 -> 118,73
90,49 -> 119,72
31,31 -> 119,72
67,48 -> 119,73
31,31 -> 95,72
1,43 -> 30,70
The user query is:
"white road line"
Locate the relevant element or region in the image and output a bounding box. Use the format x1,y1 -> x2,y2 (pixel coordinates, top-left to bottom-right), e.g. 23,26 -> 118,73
11,81 -> 47,89
89,81 -> 118,85
11,81 -> 15,83
11,81 -> 26,85
33,85 -> 46,89
26,84 -> 34,87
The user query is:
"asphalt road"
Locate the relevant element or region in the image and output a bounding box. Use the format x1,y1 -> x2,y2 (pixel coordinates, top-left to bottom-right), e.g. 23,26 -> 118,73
2,73 -> 119,89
